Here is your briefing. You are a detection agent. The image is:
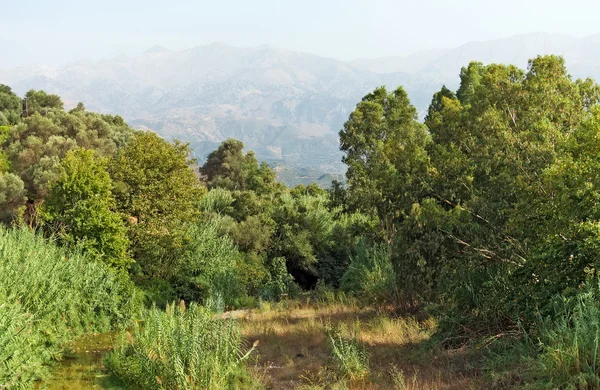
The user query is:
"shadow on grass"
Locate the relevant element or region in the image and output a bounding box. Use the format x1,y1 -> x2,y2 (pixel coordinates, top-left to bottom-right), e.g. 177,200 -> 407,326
241,305 -> 487,389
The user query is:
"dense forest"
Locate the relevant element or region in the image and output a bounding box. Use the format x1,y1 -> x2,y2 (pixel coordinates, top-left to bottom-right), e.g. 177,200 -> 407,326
3,55 -> 600,388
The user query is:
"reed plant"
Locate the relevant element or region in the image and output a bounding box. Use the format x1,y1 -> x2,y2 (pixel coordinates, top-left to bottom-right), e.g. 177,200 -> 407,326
106,301 -> 258,389
325,323 -> 370,380
532,286 -> 600,388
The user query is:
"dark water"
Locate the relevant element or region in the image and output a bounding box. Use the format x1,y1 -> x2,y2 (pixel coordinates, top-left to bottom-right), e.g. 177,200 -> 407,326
39,333 -> 128,390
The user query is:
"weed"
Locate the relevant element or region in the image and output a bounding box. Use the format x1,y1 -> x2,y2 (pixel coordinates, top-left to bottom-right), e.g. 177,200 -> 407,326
325,323 -> 370,380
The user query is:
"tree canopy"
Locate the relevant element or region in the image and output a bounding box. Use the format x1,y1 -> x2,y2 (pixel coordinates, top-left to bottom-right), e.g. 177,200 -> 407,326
43,149 -> 130,269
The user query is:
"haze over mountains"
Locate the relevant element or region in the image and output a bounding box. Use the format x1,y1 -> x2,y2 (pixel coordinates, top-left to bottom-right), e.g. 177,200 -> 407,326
3,32 -> 600,183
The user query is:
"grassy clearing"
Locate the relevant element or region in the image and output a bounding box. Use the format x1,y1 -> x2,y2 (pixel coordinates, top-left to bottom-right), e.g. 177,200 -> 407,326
238,298 -> 483,389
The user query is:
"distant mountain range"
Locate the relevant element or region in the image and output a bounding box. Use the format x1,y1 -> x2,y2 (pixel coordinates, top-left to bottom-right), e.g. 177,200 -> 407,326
3,32 -> 600,183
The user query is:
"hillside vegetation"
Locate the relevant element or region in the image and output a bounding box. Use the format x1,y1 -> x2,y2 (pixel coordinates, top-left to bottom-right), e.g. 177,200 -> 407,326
2,54 -> 600,388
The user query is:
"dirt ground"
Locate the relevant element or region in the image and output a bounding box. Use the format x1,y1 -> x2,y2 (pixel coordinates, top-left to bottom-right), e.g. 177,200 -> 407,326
236,300 -> 484,389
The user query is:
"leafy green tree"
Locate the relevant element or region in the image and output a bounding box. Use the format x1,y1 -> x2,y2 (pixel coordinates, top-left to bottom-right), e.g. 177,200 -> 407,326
3,106 -> 134,219
424,85 -> 457,130
43,149 -> 130,269
339,86 -> 431,238
24,89 -> 63,116
0,85 -> 22,124
456,61 -> 484,106
509,106 -> 600,317
0,126 -> 10,173
0,173 -> 26,222
110,132 -> 204,279
200,138 -> 278,194
328,180 -> 349,211
385,55 -> 600,329
424,93 -> 473,205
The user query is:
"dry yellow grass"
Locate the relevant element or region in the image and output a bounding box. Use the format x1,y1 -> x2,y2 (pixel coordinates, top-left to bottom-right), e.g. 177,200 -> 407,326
237,299 -> 483,389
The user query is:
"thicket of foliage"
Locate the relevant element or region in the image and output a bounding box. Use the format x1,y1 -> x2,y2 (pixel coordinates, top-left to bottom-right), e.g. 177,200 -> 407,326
339,55 -> 600,335
172,221 -> 246,308
0,228 -> 139,387
340,241 -> 397,304
42,148 -> 130,269
199,139 -> 376,297
0,85 -> 375,309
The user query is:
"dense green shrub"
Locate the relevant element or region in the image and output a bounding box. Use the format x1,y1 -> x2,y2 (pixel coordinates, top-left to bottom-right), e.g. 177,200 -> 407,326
174,222 -> 246,308
106,302 -> 258,389
260,256 -> 298,301
0,227 -> 140,387
340,241 -> 397,304
42,148 -> 131,270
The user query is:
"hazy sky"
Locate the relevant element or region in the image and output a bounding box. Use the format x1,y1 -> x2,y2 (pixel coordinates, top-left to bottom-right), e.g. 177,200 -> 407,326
2,0 -> 599,67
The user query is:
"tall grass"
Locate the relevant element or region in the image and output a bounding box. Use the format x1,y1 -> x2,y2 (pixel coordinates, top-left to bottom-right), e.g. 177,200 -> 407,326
483,284 -> 600,388
531,287 -> 600,388
0,301 -> 47,389
106,302 -> 258,389
0,227 -> 140,388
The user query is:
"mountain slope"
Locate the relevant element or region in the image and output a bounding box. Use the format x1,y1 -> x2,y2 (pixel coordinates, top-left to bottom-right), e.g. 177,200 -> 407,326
3,33 -> 600,183
2,44 -> 411,175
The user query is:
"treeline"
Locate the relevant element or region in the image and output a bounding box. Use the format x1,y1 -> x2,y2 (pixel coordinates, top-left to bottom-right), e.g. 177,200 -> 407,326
3,56 -> 600,321
0,86 -> 373,310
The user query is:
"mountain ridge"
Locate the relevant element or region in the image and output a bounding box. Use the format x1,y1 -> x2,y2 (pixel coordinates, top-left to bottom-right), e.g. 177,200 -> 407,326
3,33 -> 600,183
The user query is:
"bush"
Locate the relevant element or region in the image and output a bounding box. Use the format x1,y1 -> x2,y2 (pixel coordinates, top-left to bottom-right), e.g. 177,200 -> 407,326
260,256 -> 298,301
340,241 -> 397,304
0,227 -> 140,387
174,222 -> 246,308
106,302 -> 258,389
42,148 -> 131,270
